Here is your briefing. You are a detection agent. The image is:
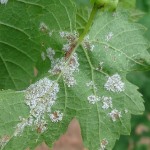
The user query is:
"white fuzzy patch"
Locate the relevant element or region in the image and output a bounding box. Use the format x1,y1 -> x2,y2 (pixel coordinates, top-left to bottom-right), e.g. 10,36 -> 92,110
0,0 -> 8,4
104,73 -> 125,92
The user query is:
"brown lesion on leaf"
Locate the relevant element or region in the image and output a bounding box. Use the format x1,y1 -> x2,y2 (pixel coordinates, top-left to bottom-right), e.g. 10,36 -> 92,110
34,67 -> 38,77
53,111 -> 59,119
36,126 -> 42,134
65,42 -> 77,60
101,139 -> 108,146
113,113 -> 120,120
41,42 -> 45,47
0,135 -> 11,147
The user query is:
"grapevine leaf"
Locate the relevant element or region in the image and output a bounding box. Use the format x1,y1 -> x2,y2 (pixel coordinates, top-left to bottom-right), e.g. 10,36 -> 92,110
89,11 -> 150,71
0,0 -> 76,90
0,1 -> 150,150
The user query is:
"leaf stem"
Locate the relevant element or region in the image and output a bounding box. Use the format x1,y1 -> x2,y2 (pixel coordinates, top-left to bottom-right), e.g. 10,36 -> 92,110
65,4 -> 98,62
78,4 -> 98,43
53,4 -> 98,86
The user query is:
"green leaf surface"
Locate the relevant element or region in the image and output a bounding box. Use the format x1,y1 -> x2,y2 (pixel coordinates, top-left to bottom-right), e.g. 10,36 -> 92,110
89,11 -> 150,71
119,0 -> 136,9
0,1 -> 150,150
0,0 -> 76,90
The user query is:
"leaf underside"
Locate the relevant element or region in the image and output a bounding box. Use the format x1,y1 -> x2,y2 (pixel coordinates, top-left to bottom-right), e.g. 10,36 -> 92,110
0,0 -> 150,150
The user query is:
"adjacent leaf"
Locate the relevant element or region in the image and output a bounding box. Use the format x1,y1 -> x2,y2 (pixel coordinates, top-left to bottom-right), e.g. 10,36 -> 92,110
136,0 -> 150,12
139,12 -> 150,43
119,0 -> 136,9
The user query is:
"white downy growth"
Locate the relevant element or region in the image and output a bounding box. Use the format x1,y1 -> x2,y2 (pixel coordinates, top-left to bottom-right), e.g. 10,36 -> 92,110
14,117 -> 33,136
60,31 -> 78,43
62,43 -> 71,52
105,32 -> 113,42
99,139 -> 108,150
82,35 -> 95,51
46,47 -> 55,61
49,53 -> 79,87
86,81 -> 97,91
49,110 -> 63,123
87,94 -> 100,104
39,22 -> 48,32
14,78 -> 60,136
108,109 -> 122,122
39,22 -> 53,36
96,62 -> 104,71
47,31 -> 79,87
25,77 -> 59,117
49,57 -> 65,75
101,96 -> 112,109
34,119 -> 47,133
49,31 -> 53,37
60,31 -> 79,52
124,109 -> 128,113
41,52 -> 46,61
0,0 -> 8,4
104,73 -> 125,92
0,135 -> 10,148
41,48 -> 55,61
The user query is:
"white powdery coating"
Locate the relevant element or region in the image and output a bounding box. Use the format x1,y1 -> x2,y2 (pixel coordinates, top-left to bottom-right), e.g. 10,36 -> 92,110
39,22 -> 48,32
25,77 -> 59,116
86,81 -> 97,91
125,109 -> 128,113
108,109 -> 122,122
63,53 -> 79,87
14,77 -> 60,136
49,31 -> 53,37
49,53 -> 79,87
26,77 -> 56,100
102,96 -> 112,110
96,62 -> 104,71
14,117 -> 31,136
99,139 -> 108,150
46,47 -> 55,61
82,35 -> 95,51
41,52 -> 46,61
49,111 -> 63,123
99,62 -> 104,70
60,31 -> 66,38
86,81 -> 94,87
52,31 -> 79,87
0,135 -> 10,148
49,57 -> 66,75
73,31 -> 79,37
105,32 -> 113,42
87,95 -> 100,104
59,31 -> 78,43
62,43 -> 71,52
0,0 -> 8,4
60,31 -> 78,52
104,73 -> 125,92
34,119 -> 47,133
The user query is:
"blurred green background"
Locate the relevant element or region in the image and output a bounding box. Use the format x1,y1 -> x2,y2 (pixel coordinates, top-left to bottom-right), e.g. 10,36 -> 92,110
114,0 -> 150,150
